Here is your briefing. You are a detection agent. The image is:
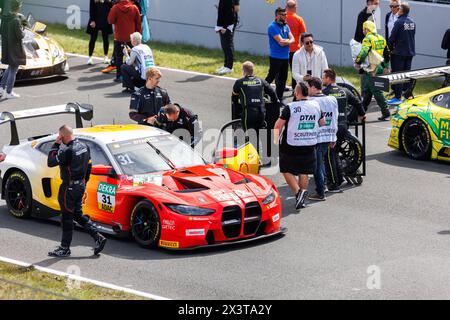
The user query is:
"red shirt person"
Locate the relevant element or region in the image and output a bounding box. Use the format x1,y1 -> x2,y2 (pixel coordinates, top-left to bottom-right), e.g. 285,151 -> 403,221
108,0 -> 142,81
285,0 -> 307,92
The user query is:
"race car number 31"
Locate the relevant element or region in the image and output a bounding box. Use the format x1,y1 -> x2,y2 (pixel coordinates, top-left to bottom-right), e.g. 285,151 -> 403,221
97,182 -> 117,213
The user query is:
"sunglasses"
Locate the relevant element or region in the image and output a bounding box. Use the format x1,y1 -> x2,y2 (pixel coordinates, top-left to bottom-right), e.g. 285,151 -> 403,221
278,13 -> 287,16
304,40 -> 314,45
389,5 -> 399,8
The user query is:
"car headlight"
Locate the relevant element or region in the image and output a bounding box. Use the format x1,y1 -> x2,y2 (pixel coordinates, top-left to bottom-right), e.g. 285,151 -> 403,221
165,204 -> 215,216
262,190 -> 276,205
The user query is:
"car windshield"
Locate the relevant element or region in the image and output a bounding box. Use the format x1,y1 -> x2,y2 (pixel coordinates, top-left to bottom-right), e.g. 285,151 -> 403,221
108,135 -> 205,176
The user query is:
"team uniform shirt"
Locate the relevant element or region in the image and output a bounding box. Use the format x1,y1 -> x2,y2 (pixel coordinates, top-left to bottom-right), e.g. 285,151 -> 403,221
279,99 -> 322,155
156,105 -> 202,145
356,31 -> 390,72
232,75 -> 278,113
268,21 -> 291,60
126,44 -> 155,80
129,86 -> 171,125
310,94 -> 338,143
47,139 -> 92,184
388,14 -> 416,57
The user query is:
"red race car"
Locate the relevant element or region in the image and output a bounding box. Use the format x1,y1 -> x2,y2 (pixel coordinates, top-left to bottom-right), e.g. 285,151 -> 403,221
0,104 -> 285,250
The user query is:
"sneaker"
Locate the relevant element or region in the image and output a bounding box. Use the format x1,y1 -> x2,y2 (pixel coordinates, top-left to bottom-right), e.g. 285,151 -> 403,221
94,234 -> 107,255
378,112 -> 391,121
218,67 -> 233,75
327,185 -> 343,193
104,56 -> 110,64
216,66 -> 226,73
387,98 -> 403,106
87,56 -> 94,65
295,190 -> 308,210
324,186 -> 329,193
308,193 -> 326,201
101,65 -> 117,73
48,246 -> 71,257
5,92 -> 20,99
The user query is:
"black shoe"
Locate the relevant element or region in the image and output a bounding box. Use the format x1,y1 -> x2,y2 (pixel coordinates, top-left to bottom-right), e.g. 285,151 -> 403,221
378,113 -> 391,121
94,234 -> 107,255
295,190 -> 308,210
328,185 -> 343,193
113,78 -> 122,83
48,246 -> 71,257
308,193 -> 326,201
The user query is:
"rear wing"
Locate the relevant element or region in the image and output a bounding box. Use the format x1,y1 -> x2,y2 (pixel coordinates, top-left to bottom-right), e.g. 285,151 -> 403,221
0,103 -> 93,146
372,65 -> 450,92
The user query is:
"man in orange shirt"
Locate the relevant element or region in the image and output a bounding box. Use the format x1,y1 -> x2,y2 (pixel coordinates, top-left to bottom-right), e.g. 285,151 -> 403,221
286,0 -> 307,94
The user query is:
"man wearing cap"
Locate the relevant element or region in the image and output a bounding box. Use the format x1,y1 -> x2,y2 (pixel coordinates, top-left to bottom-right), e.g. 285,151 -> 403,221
355,20 -> 391,121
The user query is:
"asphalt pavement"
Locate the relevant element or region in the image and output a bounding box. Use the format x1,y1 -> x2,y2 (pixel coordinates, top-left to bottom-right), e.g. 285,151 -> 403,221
0,56 -> 450,299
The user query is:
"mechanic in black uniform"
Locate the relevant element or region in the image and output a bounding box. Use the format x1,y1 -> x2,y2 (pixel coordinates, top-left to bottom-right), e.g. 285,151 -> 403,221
129,67 -> 171,126
322,69 -> 366,191
156,103 -> 202,147
47,125 -> 107,257
232,61 -> 279,158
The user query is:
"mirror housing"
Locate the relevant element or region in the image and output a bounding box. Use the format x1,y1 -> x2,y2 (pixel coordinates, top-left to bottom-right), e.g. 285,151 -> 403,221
91,165 -> 116,176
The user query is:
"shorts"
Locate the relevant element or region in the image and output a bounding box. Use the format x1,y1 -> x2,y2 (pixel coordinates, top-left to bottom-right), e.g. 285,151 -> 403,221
279,150 -> 316,175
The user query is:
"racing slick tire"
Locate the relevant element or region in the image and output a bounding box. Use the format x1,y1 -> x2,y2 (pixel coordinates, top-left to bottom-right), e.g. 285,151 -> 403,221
130,199 -> 161,249
337,134 -> 364,175
4,171 -> 33,219
401,118 -> 432,160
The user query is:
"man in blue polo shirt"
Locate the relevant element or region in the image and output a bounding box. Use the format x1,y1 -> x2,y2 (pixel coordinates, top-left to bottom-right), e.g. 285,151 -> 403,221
387,2 -> 416,105
265,7 -> 294,103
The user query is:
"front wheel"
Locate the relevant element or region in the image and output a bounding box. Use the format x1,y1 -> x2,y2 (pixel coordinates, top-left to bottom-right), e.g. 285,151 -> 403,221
5,171 -> 33,218
401,118 -> 431,160
130,199 -> 161,248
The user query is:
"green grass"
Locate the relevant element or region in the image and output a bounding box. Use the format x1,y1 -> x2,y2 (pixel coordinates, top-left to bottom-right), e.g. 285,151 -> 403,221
0,261 -> 148,300
47,23 -> 441,95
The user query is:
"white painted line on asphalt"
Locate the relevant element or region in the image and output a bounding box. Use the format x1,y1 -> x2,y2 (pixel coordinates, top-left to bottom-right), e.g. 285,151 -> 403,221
67,53 -> 237,81
0,255 -> 171,300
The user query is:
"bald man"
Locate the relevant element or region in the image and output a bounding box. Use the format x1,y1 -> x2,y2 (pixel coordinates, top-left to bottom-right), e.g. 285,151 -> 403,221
47,125 -> 107,257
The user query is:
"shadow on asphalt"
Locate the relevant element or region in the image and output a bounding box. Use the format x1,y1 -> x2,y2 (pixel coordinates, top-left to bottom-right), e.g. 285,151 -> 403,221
0,205 -> 287,262
176,75 -> 212,83
366,150 -> 450,175
14,76 -> 69,87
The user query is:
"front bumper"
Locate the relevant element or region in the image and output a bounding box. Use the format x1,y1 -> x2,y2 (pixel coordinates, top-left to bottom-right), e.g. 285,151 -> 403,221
12,60 -> 68,81
164,227 -> 287,251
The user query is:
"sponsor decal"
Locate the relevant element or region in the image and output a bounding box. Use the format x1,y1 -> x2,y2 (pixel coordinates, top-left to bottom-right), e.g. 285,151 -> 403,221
272,213 -> 280,223
162,219 -> 175,231
97,182 -> 117,213
186,229 -> 206,236
159,240 -> 179,248
439,119 -> 450,141
298,122 -> 315,130
208,190 -> 253,202
133,174 -> 163,187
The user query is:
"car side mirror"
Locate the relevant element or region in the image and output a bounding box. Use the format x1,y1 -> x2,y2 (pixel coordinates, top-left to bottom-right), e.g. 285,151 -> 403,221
92,165 -> 116,177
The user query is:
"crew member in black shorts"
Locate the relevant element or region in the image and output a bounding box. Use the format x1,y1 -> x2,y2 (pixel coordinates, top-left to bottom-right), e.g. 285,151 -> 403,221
274,82 -> 325,210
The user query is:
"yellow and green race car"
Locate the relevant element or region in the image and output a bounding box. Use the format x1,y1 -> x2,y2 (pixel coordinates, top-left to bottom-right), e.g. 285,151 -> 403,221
373,66 -> 450,161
